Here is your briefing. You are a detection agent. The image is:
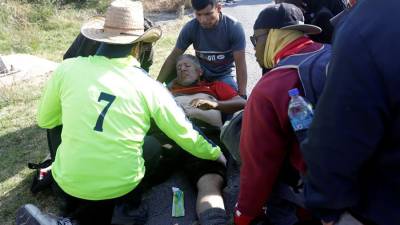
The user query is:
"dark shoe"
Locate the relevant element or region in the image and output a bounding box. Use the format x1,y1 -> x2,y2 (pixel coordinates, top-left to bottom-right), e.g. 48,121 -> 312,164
198,208 -> 228,225
16,204 -> 74,225
111,202 -> 148,225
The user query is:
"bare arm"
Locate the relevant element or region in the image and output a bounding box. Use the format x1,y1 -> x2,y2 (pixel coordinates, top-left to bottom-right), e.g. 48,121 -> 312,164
216,95 -> 246,113
156,47 -> 184,83
190,95 -> 246,114
233,50 -> 248,96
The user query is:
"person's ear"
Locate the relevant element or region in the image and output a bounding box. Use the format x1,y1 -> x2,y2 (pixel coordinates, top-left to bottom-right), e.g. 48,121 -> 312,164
216,3 -> 222,12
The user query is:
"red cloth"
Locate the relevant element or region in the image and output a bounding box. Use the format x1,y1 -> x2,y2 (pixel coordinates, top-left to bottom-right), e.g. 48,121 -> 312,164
235,39 -> 323,223
170,80 -> 238,101
234,208 -> 254,225
274,36 -> 314,65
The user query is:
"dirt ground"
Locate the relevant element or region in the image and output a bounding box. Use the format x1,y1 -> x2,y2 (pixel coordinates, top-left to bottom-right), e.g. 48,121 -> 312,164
0,54 -> 57,88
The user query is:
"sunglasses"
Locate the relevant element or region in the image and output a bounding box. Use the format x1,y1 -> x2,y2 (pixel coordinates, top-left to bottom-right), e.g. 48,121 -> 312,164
250,31 -> 268,47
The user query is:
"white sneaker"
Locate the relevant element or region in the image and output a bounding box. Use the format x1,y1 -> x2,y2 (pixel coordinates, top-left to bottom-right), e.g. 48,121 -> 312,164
15,204 -> 74,225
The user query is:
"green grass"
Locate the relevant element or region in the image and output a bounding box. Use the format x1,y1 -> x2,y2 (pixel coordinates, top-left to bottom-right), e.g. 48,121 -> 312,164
0,1 -> 191,224
0,0 -> 108,61
0,80 -> 56,225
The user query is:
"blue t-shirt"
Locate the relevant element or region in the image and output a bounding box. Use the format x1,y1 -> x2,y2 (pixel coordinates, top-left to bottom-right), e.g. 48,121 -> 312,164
176,13 -> 246,77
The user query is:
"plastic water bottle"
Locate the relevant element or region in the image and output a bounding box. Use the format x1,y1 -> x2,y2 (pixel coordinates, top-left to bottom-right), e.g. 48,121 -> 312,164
288,88 -> 313,141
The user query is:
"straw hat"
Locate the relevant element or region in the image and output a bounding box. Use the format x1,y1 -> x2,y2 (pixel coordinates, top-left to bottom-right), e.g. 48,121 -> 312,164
81,0 -> 162,44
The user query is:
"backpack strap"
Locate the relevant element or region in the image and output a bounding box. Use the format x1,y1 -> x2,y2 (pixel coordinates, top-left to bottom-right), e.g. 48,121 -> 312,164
273,44 -> 332,105
276,45 -> 326,66
28,159 -> 52,170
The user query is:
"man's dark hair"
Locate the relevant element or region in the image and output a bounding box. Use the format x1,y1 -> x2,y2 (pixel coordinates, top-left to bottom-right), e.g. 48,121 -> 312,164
191,0 -> 217,11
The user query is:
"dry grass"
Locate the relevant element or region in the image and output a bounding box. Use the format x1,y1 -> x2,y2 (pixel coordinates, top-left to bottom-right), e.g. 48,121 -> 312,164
143,0 -> 191,12
0,0 -> 98,61
0,0 -> 190,61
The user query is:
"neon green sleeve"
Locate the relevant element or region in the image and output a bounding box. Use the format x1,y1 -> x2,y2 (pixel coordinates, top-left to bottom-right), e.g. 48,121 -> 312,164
148,82 -> 222,160
37,69 -> 62,128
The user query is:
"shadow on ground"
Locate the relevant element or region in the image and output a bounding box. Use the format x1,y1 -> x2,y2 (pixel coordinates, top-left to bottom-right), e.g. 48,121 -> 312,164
0,175 -> 60,225
0,126 -> 57,225
0,125 -> 48,184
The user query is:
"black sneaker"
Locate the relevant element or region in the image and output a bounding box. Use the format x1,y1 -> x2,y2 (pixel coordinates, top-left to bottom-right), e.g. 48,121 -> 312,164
112,202 -> 148,225
198,208 -> 228,225
16,204 -> 74,225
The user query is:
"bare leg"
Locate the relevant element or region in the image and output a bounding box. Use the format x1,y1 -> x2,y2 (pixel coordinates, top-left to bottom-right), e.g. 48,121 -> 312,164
196,173 -> 225,216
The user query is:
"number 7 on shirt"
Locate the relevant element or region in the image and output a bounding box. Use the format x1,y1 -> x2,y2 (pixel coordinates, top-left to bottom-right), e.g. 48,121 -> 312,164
94,92 -> 116,132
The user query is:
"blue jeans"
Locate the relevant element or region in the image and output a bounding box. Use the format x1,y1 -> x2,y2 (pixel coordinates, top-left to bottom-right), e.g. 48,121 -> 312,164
267,183 -> 305,225
204,73 -> 238,91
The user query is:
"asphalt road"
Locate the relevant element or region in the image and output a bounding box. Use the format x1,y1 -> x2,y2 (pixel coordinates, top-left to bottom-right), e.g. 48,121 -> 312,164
223,0 -> 273,94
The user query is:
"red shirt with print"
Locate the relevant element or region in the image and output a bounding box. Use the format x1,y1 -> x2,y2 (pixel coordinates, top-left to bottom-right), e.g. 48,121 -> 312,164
170,80 -> 238,100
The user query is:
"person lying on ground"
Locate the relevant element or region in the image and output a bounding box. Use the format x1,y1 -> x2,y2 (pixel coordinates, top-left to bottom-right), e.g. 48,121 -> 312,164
169,54 -> 246,128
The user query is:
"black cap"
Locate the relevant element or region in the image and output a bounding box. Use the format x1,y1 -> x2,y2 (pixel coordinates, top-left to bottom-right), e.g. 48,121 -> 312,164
254,3 -> 321,34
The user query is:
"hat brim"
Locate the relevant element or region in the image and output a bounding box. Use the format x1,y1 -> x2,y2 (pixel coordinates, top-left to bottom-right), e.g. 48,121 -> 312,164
81,17 -> 162,44
281,24 -> 322,35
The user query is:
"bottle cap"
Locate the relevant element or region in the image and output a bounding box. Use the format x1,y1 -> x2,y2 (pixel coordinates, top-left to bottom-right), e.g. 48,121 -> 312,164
288,88 -> 299,97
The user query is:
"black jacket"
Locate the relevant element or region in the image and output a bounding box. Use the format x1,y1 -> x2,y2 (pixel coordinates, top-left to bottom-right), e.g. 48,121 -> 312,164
302,0 -> 400,224
304,0 -> 348,43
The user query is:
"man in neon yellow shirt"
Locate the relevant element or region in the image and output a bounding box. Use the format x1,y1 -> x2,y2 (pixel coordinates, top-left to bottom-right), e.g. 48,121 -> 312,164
15,1 -> 226,225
